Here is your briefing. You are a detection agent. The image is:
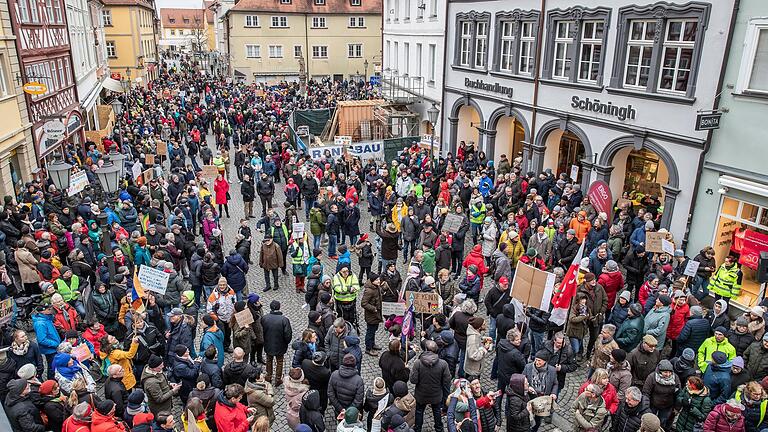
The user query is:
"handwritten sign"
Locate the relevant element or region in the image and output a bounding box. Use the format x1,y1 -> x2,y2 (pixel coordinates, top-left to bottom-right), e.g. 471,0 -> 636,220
382,301 -> 406,317
142,169 -> 154,185
404,291 -> 442,314
661,239 -> 675,256
138,265 -> 170,295
72,344 -> 92,362
201,165 -> 219,179
293,222 -> 305,238
234,309 -> 254,327
68,171 -> 88,196
334,135 -> 352,147
442,213 -> 465,234
645,232 -> 666,253
0,298 -> 12,325
684,260 -> 700,277
145,154 -> 155,166
156,141 -> 168,156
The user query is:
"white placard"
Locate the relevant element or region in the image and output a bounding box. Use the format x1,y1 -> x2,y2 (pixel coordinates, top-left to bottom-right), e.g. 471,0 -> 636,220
661,239 -> 675,256
293,222 -> 305,238
684,260 -> 700,277
382,301 -> 406,317
138,265 -> 170,295
570,165 -> 579,181
67,171 -> 88,196
334,135 -> 352,146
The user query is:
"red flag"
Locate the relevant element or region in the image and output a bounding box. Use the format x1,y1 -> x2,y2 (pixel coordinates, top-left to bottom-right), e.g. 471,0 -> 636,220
549,242 -> 585,325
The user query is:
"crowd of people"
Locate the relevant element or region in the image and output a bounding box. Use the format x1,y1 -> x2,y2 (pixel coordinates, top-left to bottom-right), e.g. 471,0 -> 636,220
0,54 -> 762,432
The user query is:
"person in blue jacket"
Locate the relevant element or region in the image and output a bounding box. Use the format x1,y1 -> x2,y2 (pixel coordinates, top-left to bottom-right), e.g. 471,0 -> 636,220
630,220 -> 655,250
31,305 -> 62,379
221,250 -> 249,302
702,351 -> 732,404
199,314 -> 225,368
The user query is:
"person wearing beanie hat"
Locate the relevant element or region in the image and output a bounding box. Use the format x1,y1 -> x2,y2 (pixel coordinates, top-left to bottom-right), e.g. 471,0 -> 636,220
327,352 -> 365,416
260,297 -> 292,387
615,300 -> 645,353
5,378 -> 44,431
641,359 -> 679,429
703,398 -> 745,431
522,350 -> 558,428
337,406 -> 365,431
639,412 -> 663,432
642,292 -> 673,350
607,290 -> 632,330
305,263 -> 324,311
17,363 -> 36,381
703,351 -> 733,404
697,326 -> 736,372
729,356 -> 752,391
728,315 -> 755,357
674,303 -> 712,358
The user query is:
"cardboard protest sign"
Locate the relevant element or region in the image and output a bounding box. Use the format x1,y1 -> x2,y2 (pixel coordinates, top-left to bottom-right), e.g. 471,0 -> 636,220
684,260 -> 700,277
145,154 -> 155,166
645,232 -> 666,253
201,165 -> 219,179
0,298 -> 12,325
234,308 -> 254,327
293,222 -> 305,238
382,301 -> 406,317
510,261 -> 556,309
442,213 -> 465,234
157,141 -> 168,156
617,198 -> 633,209
72,344 -> 92,361
68,171 -> 88,196
404,291 -> 442,314
142,169 -> 154,185
138,265 -> 170,295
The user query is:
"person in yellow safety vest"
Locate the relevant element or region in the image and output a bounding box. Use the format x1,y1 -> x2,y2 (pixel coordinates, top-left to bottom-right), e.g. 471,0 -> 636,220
697,327 -> 736,371
710,255 -> 743,304
290,233 -> 310,293
734,381 -> 768,431
212,151 -> 226,174
469,201 -> 486,243
332,265 -> 360,324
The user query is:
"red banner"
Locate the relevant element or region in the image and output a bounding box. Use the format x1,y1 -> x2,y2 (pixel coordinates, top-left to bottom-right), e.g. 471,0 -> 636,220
587,180 -> 613,217
739,229 -> 768,270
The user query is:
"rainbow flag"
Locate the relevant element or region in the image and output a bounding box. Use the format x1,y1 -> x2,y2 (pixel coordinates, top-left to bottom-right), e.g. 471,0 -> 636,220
131,268 -> 146,313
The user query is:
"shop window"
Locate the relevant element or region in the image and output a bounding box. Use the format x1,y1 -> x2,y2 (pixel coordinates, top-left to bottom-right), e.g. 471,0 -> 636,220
557,131 -> 585,181
722,197 -> 739,217
741,203 -> 760,224
623,149 -> 660,196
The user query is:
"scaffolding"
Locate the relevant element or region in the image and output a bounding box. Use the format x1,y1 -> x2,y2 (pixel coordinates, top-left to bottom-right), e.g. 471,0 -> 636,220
381,69 -> 424,104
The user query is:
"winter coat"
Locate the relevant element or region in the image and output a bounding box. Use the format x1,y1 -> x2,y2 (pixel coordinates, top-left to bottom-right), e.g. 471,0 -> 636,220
105,341 -> 140,390
221,254 -> 248,292
743,341 -> 768,380
328,364 -> 365,413
378,350 -> 410,392
703,403 -> 746,432
5,381 -> 44,432
577,283 -> 609,317
667,303 -> 690,342
608,360 -> 633,402
591,336 -> 619,370
572,392 -> 608,431
505,375 -> 531,432
32,312 -> 61,355
642,371 -> 680,410
7,341 -> 44,374
703,363 -> 732,404
325,322 -> 355,369
484,284 -> 510,321
698,337 -> 737,372
299,390 -> 326,432
675,387 -> 714,432
482,223 -> 498,256
464,325 -> 490,376
599,271 -> 625,307
496,339 -> 527,390
171,354 -> 200,402
643,305 -> 672,348
616,315 -> 644,353
140,368 -> 174,416
259,242 -> 284,270
214,391 -> 250,432
495,304 -> 519,343
15,248 -> 40,284
523,362 -> 559,396
360,281 -> 383,325
284,377 -> 309,429
222,360 -> 258,388
677,316 -> 712,356
628,346 -> 661,387
610,396 -> 651,432
260,311 -> 292,356
409,351 -> 451,405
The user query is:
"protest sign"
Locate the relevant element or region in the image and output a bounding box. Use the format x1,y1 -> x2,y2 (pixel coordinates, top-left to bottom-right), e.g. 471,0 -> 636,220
142,169 -> 154,185
404,291 -> 442,314
145,154 -> 155,166
684,260 -> 700,277
587,180 -> 613,216
293,222 -> 305,238
570,165 -> 579,182
661,239 -> 675,256
442,213 -> 465,233
645,232 -> 666,253
510,261 -> 556,309
157,141 -> 168,156
382,301 -> 406,317
334,135 -> 352,147
138,265 -> 170,295
0,298 -> 12,325
72,344 -> 92,362
234,308 -> 254,327
68,171 -> 88,196
617,198 -> 633,209
201,165 -> 219,179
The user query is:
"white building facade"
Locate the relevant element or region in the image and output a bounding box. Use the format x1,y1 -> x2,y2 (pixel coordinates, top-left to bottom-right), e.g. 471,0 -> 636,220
442,0 -> 737,242
66,0 -> 109,131
382,0 -> 445,135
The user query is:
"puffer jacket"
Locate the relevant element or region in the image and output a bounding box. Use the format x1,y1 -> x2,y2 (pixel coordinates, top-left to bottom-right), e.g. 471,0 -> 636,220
628,345 -> 661,387
616,315 -> 644,352
505,374 -> 530,432
409,351 -> 451,405
703,362 -> 732,404
643,305 -> 671,348
642,369 -> 680,410
729,328 -> 755,357
675,387 -> 713,432
221,254 -> 248,292
608,360 -> 633,401
743,340 -> 768,379
610,396 -> 651,432
677,316 -> 712,356
5,380 -> 44,432
495,339 -> 526,391
667,303 -> 690,343
703,404 -> 745,432
284,376 -> 309,430
299,390 -> 326,432
464,325 -> 489,376
599,270 -> 625,307
328,364 -> 365,413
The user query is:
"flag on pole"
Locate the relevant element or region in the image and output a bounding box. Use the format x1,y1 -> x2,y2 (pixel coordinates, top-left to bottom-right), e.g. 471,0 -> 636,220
401,292 -> 415,343
549,242 -> 586,326
131,268 -> 146,313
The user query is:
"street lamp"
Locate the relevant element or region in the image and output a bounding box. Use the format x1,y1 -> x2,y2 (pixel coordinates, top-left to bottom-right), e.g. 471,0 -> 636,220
46,152 -> 73,191
427,103 -> 440,165
95,155 -> 123,284
111,99 -> 123,117
364,59 -> 369,81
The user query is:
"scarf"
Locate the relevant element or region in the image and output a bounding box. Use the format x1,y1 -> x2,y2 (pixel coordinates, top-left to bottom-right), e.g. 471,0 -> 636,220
654,372 -> 676,386
11,340 -> 29,356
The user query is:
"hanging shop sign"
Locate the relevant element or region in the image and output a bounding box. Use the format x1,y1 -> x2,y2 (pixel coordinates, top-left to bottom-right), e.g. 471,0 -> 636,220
43,119 -> 66,141
571,96 -> 636,121
587,180 -> 613,217
696,112 -> 722,131
23,82 -> 48,95
464,78 -> 513,96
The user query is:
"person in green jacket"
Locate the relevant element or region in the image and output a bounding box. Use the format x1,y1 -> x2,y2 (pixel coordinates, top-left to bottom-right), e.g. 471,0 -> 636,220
55,266 -> 86,315
309,204 -> 326,250
615,303 -> 645,352
422,245 -> 436,277
675,376 -> 713,432
697,327 -> 737,371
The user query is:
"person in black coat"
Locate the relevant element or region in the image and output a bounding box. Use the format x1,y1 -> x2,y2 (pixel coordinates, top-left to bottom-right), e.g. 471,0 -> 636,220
299,389 -> 326,432
495,303 -> 518,347
166,310 -> 194,364
328,353 -> 365,415
554,230 -> 579,268
541,333 -> 578,393
342,201 -> 361,245
610,387 -> 651,432
409,341 -> 451,432
622,246 -> 650,296
505,374 -> 530,432
256,174 -> 275,216
5,378 -> 44,432
222,347 -> 259,387
301,351 -> 332,413
241,175 -> 255,218
104,365 -> 129,419
0,355 -> 17,403
221,250 -> 248,296
7,330 -> 44,377
200,346 -> 224,389
39,380 -> 68,432
170,346 -> 199,404
260,300 -> 293,384
379,339 -> 411,392
496,329 -> 527,392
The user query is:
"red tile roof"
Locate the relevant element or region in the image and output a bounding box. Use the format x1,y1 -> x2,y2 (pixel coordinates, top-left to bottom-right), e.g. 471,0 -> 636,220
160,8 -> 208,28
230,0 -> 382,14
203,1 -> 215,23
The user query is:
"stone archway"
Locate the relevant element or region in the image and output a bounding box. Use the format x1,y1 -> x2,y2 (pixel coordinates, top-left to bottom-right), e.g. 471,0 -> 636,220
531,119 -> 594,190
486,106 -> 530,163
447,96 -> 485,155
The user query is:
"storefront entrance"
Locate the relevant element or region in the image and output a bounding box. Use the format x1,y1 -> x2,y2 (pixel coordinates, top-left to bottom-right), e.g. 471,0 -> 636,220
607,147 -> 669,205
494,115 -> 525,164
456,105 -> 480,150
543,129 -> 586,182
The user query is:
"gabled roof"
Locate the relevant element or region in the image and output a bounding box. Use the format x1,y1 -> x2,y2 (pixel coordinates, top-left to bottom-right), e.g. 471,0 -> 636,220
230,0 -> 382,14
160,8 -> 207,28
203,1 -> 216,23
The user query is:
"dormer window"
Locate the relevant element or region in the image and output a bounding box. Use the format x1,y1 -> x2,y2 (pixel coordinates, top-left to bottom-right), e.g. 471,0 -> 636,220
351,0 -> 361,5
314,0 -> 325,5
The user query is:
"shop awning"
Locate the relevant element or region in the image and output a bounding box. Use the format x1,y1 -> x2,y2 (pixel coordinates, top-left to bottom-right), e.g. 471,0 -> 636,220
103,77 -> 124,93
719,175 -> 768,199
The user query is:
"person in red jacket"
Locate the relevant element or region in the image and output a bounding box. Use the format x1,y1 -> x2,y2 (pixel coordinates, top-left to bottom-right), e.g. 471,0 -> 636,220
62,402 -> 93,432
91,400 -> 128,432
703,399 -> 745,432
51,293 -> 79,338
598,260 -> 625,307
462,244 -> 488,284
667,290 -> 690,353
214,384 -> 254,432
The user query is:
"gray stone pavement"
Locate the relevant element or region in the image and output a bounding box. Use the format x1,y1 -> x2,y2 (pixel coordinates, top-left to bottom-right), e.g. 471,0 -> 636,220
185,135 -> 586,432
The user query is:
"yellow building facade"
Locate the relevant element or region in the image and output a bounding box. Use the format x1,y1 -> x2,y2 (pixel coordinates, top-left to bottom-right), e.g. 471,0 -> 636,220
103,0 -> 159,86
226,0 -> 382,82
0,0 -> 37,197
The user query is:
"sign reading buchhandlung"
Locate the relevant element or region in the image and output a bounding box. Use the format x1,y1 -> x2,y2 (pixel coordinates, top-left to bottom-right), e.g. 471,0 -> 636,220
138,265 -> 170,295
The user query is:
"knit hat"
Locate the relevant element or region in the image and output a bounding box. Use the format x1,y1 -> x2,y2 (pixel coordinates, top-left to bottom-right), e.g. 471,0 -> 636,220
658,359 -> 673,372
467,264 -> 478,274
712,351 -> 728,365
468,316 -> 484,330
641,413 -> 661,431
535,349 -> 551,362
657,295 -> 672,306
423,276 -> 435,286
619,291 -> 631,302
127,389 -> 146,408
148,354 -> 163,369
605,260 -> 618,272
344,406 -> 360,424
635,245 -> 645,254
39,380 -> 57,396
724,399 -> 744,414
320,292 -> 332,303
182,291 -> 195,304
584,272 -> 596,282
248,293 -> 260,303
289,367 -> 304,381
526,248 -> 536,258
96,400 -> 115,416
733,356 -> 745,369
342,353 -> 356,367
673,289 -> 686,299
611,349 -> 626,363
736,316 -> 749,328
372,377 -> 387,396
17,364 -> 36,380
645,220 -> 655,230
682,348 -> 696,362
642,335 -> 658,346
629,303 -> 643,316
714,326 -> 728,336
567,228 -> 576,235
393,381 -> 409,398
312,351 -> 327,365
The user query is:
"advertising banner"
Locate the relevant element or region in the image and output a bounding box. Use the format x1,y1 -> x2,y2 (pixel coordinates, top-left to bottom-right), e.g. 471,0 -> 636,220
740,229 -> 768,270
587,180 -> 613,216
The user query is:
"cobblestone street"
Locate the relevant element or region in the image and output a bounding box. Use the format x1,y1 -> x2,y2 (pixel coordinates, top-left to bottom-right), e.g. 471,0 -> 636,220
190,137 -> 584,432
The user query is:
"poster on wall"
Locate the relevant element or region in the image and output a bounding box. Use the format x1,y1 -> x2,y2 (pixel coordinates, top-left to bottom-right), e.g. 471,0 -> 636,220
739,229 -> 768,270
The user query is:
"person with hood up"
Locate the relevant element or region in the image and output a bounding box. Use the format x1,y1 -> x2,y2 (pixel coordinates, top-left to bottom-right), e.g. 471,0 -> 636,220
221,250 -> 248,302
628,335 -> 662,388
703,399 -> 746,432
461,244 -> 488,290
608,290 -> 632,328
641,359 -> 680,430
505,373 -> 531,432
676,305 -> 711,357
670,348 -> 699,385
599,260 -> 625,309
616,302 -> 645,353
675,376 -> 713,432
709,299 -> 732,335
410,339 -> 451,432
643,295 -> 672,349
343,334 -> 363,374
703,351 -> 732,404
698,327 -> 737,372
284,367 -> 310,429
573,383 -> 609,432
328,353 -> 365,415
299,389 -> 326,432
